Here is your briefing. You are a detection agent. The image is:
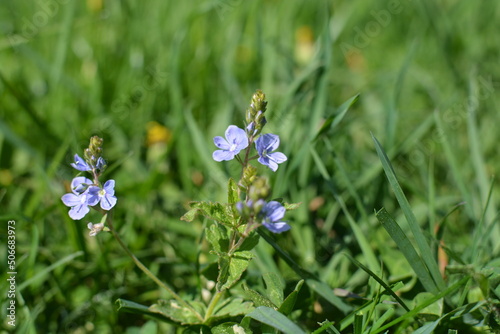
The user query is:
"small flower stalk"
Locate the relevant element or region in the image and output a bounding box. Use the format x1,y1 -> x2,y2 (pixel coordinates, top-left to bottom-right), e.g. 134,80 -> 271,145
61,136 -> 117,234
183,90 -> 299,290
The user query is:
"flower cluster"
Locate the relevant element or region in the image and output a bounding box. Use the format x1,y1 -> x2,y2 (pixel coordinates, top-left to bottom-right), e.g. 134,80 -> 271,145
61,137 -> 117,226
212,90 -> 291,233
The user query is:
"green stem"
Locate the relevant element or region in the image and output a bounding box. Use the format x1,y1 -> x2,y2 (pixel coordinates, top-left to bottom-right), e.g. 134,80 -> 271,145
204,290 -> 224,322
106,212 -> 203,322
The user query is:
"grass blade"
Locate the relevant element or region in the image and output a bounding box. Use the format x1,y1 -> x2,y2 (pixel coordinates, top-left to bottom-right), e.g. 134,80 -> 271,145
376,208 -> 437,294
247,306 -> 306,334
372,134 -> 445,292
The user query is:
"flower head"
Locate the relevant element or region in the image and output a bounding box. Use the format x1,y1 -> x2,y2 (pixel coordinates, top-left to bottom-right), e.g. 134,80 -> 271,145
213,125 -> 249,162
259,201 -> 290,233
87,179 -> 117,210
255,134 -> 287,172
61,177 -> 99,220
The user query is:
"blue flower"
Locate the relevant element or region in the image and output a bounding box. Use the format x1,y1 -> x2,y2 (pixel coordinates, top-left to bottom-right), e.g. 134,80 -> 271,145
61,177 -> 99,220
255,134 -> 287,171
88,179 -> 117,210
70,154 -> 106,171
71,154 -> 92,171
259,201 -> 290,233
213,125 -> 249,162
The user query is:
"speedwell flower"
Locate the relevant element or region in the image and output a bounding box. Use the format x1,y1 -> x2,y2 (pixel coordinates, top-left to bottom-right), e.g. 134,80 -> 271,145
71,154 -> 92,171
61,177 -> 99,220
87,179 -> 117,210
259,201 -> 290,233
255,134 -> 287,172
213,125 -> 249,162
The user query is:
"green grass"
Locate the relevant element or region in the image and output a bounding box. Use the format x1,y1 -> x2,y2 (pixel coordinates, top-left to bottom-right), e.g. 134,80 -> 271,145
1,0 -> 500,333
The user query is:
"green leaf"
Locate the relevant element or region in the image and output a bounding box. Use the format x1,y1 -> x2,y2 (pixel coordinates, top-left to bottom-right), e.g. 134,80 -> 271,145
242,284 -> 277,308
263,272 -> 284,307
376,208 -> 438,294
206,223 -> 230,254
247,306 -> 306,334
413,292 -> 443,318
116,299 -> 202,325
149,299 -> 205,325
238,231 -> 260,252
212,297 -> 255,320
212,322 -> 253,334
278,280 -> 304,316
372,134 -> 445,292
181,201 -> 237,226
217,251 -> 254,291
180,207 -> 199,222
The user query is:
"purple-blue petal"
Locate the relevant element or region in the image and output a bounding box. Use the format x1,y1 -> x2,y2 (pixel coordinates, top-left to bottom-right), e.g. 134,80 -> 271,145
213,150 -> 236,162
71,176 -> 92,194
268,152 -> 287,164
213,136 -> 231,150
100,194 -> 117,210
225,125 -> 248,146
68,204 -> 90,220
256,134 -> 280,153
266,202 -> 286,222
96,157 -> 106,170
61,193 -> 81,207
263,222 -> 291,233
86,186 -> 101,206
103,180 -> 115,196
71,154 -> 92,171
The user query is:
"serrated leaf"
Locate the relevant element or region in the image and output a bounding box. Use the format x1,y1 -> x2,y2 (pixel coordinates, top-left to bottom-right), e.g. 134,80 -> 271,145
184,201 -> 237,226
217,251 -> 254,291
247,306 -> 306,334
149,299 -> 204,325
263,272 -> 284,307
206,223 -> 230,254
284,202 -> 302,211
180,207 -> 200,222
242,284 -> 277,308
279,280 -> 304,316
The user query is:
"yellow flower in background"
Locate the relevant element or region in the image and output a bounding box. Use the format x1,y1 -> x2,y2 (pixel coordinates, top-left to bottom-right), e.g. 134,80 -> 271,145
146,121 -> 172,147
295,25 -> 315,65
86,0 -> 103,12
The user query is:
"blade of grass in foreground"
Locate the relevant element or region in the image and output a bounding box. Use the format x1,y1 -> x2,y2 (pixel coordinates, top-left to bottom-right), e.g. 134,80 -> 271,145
372,134 -> 445,292
376,208 -> 437,294
370,276 -> 469,334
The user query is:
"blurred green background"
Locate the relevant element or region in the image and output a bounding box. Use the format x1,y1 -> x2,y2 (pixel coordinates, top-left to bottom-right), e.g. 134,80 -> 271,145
1,0 -> 499,332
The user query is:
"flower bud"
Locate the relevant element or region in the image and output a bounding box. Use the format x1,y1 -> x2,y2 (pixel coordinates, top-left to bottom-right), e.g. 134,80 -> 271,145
245,90 -> 267,136
248,176 -> 270,202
